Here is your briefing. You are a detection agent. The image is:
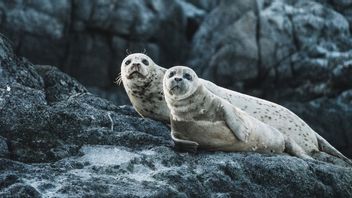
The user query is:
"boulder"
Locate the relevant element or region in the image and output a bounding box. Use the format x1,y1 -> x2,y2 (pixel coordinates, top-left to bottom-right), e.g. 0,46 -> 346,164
0,0 -> 203,88
0,30 -> 352,198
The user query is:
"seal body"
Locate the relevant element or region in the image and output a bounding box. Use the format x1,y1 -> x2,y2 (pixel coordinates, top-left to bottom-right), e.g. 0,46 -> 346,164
119,55 -> 351,164
170,96 -> 285,154
201,81 -> 319,153
164,66 -> 287,155
120,55 -> 316,152
120,53 -> 169,122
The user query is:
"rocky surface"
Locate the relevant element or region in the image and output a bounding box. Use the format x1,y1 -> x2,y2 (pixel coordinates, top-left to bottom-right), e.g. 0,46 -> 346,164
1,0 -> 351,158
0,31 -> 352,197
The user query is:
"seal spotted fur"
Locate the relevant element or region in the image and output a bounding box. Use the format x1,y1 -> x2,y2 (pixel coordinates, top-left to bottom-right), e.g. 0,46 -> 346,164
163,66 -> 320,159
119,54 -> 351,164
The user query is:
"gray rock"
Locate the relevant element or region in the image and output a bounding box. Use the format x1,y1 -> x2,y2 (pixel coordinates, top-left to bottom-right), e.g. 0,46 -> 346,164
0,137 -> 8,158
0,149 -> 352,197
189,0 -> 259,90
0,34 -> 14,59
0,27 -> 352,198
284,97 -> 352,159
0,55 -> 170,162
0,0 -> 71,39
185,0 -> 221,11
0,0 -> 199,88
189,0 -> 352,96
0,182 -> 41,198
65,34 -> 112,87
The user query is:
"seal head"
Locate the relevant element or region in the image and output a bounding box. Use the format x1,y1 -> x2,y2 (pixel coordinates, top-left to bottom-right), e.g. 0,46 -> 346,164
121,53 -> 155,85
120,53 -> 170,122
163,66 -> 199,101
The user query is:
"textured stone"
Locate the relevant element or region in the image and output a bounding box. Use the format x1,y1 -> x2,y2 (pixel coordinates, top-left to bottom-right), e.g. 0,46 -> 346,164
0,0 -> 200,88
0,137 -> 8,158
0,28 -> 352,197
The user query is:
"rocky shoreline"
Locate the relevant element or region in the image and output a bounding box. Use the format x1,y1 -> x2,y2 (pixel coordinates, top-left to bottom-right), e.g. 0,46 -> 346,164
1,0 -> 352,158
1,0 -> 352,197
1,33 -> 352,197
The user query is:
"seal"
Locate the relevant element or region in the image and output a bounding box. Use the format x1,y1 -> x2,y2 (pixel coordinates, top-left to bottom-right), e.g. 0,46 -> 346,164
163,66 -> 308,157
118,54 -> 351,164
163,66 -> 352,164
118,53 -> 169,122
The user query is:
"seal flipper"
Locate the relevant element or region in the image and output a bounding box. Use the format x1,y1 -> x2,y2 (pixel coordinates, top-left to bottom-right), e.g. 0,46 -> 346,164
316,133 -> 352,165
171,131 -> 199,153
284,137 -> 313,160
222,103 -> 251,142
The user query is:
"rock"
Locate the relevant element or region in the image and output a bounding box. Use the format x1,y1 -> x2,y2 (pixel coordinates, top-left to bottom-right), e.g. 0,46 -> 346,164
284,95 -> 352,158
332,59 -> 352,89
0,26 -> 352,197
0,183 -> 41,198
0,3 -> 352,197
185,1 -> 352,158
189,0 -> 259,90
34,65 -> 88,103
0,0 -> 71,39
0,149 -> 352,197
0,35 -> 14,59
0,137 -> 8,158
185,0 -> 221,11
0,0 -> 199,88
189,0 -> 352,96
0,56 -> 170,162
0,33 -> 171,163
65,34 -> 112,87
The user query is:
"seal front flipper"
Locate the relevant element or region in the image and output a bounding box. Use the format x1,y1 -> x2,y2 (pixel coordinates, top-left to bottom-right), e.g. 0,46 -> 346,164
171,131 -> 199,153
222,102 -> 251,142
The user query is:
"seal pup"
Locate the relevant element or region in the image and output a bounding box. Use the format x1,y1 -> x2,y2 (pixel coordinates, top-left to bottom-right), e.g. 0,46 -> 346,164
162,66 -> 318,159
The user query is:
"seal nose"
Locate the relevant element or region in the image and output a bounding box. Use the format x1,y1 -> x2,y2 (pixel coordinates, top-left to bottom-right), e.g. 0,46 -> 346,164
132,63 -> 141,67
174,77 -> 182,82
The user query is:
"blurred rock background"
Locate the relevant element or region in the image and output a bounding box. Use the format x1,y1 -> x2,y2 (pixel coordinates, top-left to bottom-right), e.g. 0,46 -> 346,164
0,0 -> 351,158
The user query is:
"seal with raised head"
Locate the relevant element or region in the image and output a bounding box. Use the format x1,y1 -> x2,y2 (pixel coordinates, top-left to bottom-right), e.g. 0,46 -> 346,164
163,66 -> 352,163
118,54 -> 351,164
119,53 -> 169,122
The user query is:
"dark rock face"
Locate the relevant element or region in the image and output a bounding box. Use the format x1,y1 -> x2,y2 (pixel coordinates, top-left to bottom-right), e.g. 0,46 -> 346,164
0,137 -> 8,158
2,0 -> 351,159
0,0 -> 204,88
0,32 -> 351,197
187,0 -> 352,158
189,0 -> 352,97
0,48 -> 170,162
0,0 -> 352,196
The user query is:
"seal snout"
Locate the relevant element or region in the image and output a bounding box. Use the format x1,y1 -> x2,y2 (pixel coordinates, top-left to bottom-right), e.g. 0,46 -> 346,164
174,77 -> 182,82
126,62 -> 146,79
132,63 -> 141,68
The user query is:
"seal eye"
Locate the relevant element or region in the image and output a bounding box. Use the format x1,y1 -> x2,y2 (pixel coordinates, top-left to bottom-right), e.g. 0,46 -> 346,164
183,73 -> 192,81
169,71 -> 176,78
142,59 -> 149,66
125,59 -> 131,65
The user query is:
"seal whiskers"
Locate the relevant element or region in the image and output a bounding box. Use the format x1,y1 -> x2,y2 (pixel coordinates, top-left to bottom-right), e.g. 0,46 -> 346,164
114,72 -> 123,85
